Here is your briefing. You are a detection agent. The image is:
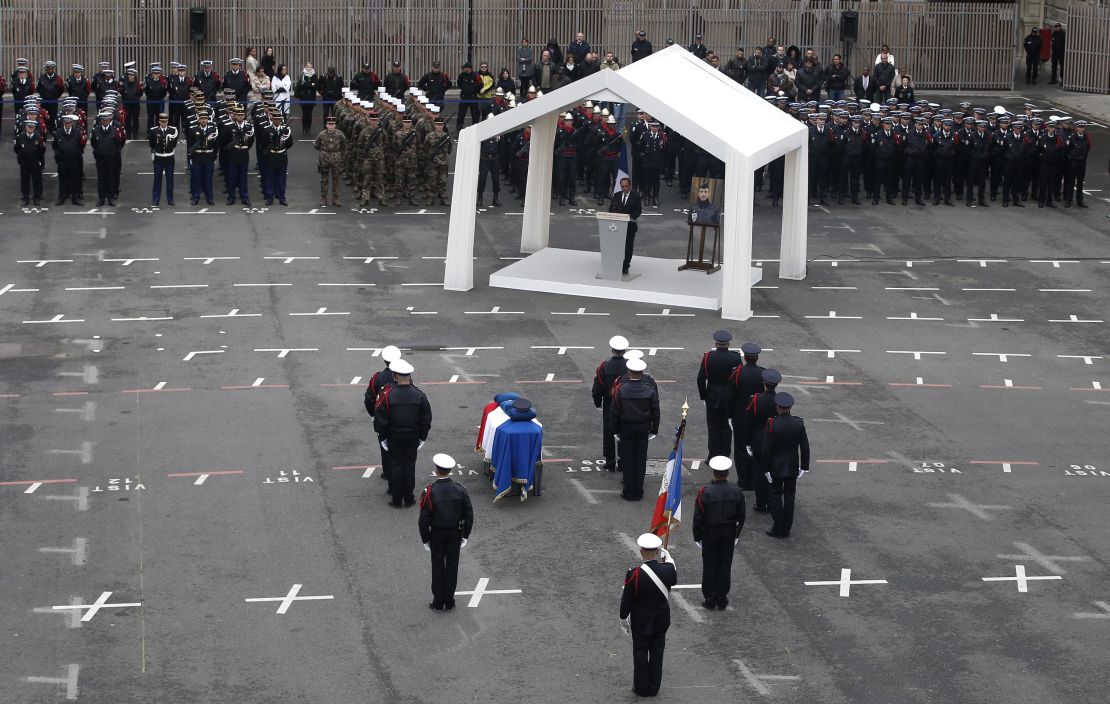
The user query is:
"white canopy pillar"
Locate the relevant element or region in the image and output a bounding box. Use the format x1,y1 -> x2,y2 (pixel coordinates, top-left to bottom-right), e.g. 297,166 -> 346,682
444,127 -> 481,291
520,112 -> 558,253
720,152 -> 755,321
779,146 -> 808,280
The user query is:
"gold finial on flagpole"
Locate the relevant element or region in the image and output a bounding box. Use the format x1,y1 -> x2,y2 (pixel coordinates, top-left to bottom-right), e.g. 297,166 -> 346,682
681,397 -> 689,419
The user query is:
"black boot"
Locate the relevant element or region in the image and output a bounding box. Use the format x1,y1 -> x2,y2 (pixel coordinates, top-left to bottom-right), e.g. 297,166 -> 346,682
476,193 -> 483,207
491,195 -> 501,207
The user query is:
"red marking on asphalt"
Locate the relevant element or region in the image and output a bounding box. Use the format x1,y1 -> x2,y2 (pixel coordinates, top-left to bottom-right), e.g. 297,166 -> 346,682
1070,387 -> 1109,392
220,384 -> 290,390
52,391 -> 89,396
979,384 -> 1042,390
0,393 -> 20,398
0,478 -> 78,486
333,464 -> 382,471
543,458 -> 574,463
515,379 -> 583,384
817,459 -> 890,464
422,380 -> 488,385
320,383 -> 361,388
799,381 -> 864,386
888,382 -> 954,388
121,387 -> 192,393
166,470 -> 245,477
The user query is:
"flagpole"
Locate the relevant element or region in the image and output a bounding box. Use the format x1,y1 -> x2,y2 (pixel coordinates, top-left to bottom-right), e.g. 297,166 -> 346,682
662,399 -> 690,550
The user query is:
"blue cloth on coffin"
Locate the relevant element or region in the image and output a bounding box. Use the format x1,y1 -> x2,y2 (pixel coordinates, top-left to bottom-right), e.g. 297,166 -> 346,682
491,406 -> 543,501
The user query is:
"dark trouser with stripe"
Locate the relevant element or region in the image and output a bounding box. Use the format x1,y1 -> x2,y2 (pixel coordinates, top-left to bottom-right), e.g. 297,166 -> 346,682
601,399 -> 616,470
967,159 -> 988,203
387,439 -> 418,503
705,407 -> 731,458
769,477 -> 798,536
632,631 -> 666,695
701,533 -> 736,606
429,528 -> 462,607
619,427 -> 649,500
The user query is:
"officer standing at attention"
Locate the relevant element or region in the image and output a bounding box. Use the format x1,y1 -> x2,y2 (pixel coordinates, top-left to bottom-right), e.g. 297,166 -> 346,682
592,335 -> 629,473
697,330 -> 741,460
314,115 -> 347,206
727,342 -> 764,489
612,357 -> 660,501
419,453 -> 474,612
693,455 -> 745,610
364,345 -> 403,483
373,359 -> 433,508
744,368 -> 781,514
148,112 -> 179,206
620,532 -> 677,697
760,392 -> 810,539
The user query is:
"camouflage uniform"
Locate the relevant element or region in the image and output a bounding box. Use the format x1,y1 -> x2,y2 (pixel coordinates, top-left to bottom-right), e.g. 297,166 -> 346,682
424,127 -> 452,204
357,119 -> 388,205
314,126 -> 347,205
392,120 -> 420,205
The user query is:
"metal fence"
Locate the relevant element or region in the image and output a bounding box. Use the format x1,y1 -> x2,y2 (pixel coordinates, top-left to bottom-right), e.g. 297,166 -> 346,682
1064,0 -> 1110,93
2,0 -> 1015,90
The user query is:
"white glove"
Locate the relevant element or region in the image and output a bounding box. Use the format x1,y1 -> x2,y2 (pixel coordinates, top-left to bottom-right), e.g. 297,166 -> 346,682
745,446 -> 753,457
422,542 -> 430,552
695,541 -> 702,549
418,440 -> 425,450
648,434 -> 656,440
614,434 -> 620,442
797,469 -> 806,479
765,472 -> 772,483
380,440 -> 389,451
734,538 -> 739,545
728,418 -> 734,431
460,538 -> 468,548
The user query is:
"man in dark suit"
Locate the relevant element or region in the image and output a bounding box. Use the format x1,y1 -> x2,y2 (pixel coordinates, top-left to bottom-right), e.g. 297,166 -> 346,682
608,176 -> 642,275
619,532 -> 678,697
759,392 -> 810,539
853,65 -> 876,103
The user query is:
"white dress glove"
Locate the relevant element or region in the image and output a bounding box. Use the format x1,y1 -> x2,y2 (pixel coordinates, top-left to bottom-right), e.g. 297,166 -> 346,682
745,446 -> 753,457
418,440 -> 425,450
797,468 -> 806,479
648,434 -> 656,440
422,542 -> 430,552
614,434 -> 620,442
380,440 -> 389,451
765,472 -> 772,483
695,541 -> 702,549
460,538 -> 468,548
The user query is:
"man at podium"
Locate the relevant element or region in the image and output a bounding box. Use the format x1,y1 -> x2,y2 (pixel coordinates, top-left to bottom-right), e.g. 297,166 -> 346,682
608,176 -> 642,275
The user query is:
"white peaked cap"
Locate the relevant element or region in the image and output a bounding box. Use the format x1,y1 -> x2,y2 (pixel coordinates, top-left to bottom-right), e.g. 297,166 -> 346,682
433,453 -> 455,470
390,359 -> 414,375
708,455 -> 733,471
637,533 -> 663,550
624,349 -> 644,360
609,335 -> 629,351
626,358 -> 647,372
381,345 -> 402,363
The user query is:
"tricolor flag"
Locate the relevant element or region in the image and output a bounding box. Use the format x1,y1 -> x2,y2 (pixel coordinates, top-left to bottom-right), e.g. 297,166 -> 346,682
650,408 -> 688,539
613,142 -> 630,195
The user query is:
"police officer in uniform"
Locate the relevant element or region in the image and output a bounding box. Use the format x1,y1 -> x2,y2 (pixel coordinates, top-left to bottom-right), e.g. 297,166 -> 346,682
619,532 -> 677,697
14,118 -> 46,206
90,110 -> 124,207
419,453 -> 474,612
727,342 -> 764,488
744,368 -> 781,514
612,357 -> 660,501
148,112 -> 179,206
373,359 -> 433,507
693,455 -> 745,609
363,346 -> 403,483
697,330 -> 741,459
592,335 -> 629,473
760,393 -> 810,539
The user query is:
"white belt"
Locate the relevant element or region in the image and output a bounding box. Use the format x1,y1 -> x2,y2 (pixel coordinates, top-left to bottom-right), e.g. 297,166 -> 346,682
154,151 -> 176,158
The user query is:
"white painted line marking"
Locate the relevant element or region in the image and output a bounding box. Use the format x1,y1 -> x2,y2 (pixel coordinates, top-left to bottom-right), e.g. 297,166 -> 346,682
464,306 -> 525,315
53,591 -> 141,621
182,350 -> 224,361
551,307 -> 610,316
200,309 -> 262,318
264,256 -> 321,264
996,542 -> 1089,574
350,376 -> 363,385
885,287 -> 939,291
455,577 -> 523,607
24,663 -> 80,700
23,314 -> 85,324
800,349 -> 860,359
175,208 -> 228,215
38,538 -> 88,565
962,288 -> 1015,292
568,477 -> 599,504
184,256 -> 240,264
19,259 -> 73,267
927,493 -> 1012,520
532,345 -> 594,355
804,568 -> 888,597
255,348 -> 318,358
957,259 -> 1007,267
193,474 -> 209,485
887,312 -> 945,321
731,659 -> 801,696
154,382 -> 167,391
629,347 -> 685,356
65,286 -> 125,291
344,256 -> 398,264
1029,259 -> 1079,267
318,282 -> 376,287
289,307 -> 350,316
24,482 -> 42,494
982,564 -> 1062,593
972,352 -> 1030,363
0,283 -> 39,296
1048,314 -> 1103,324
111,316 -> 174,322
967,313 -> 1024,322
245,584 -> 334,614
233,283 -> 293,287
1071,601 -> 1110,620
1040,289 -> 1091,292
811,413 -> 884,431
151,284 -> 209,289
636,308 -> 697,317
887,350 -> 946,360
49,441 -> 94,464
812,286 -> 857,290
37,486 -> 90,511
362,467 -> 376,478
441,346 -> 504,356
103,258 -> 157,266
400,282 -> 444,286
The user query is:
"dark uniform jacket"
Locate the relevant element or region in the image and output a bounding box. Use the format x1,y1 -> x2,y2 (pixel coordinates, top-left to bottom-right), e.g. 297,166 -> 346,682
697,348 -> 741,409
363,366 -> 395,415
620,559 -> 677,634
693,479 -> 745,541
350,71 -> 381,100
727,361 -> 765,417
66,75 -> 92,101
37,72 -> 65,102
223,69 -> 250,101
373,383 -> 433,443
53,126 -> 86,159
90,121 -> 124,157
592,356 -> 628,406
418,477 -> 474,544
611,378 -> 660,435
630,39 -> 654,62
14,129 -> 45,164
383,71 -> 411,99
193,71 -> 222,100
744,390 -> 778,451
144,74 -> 168,100
759,414 -> 810,479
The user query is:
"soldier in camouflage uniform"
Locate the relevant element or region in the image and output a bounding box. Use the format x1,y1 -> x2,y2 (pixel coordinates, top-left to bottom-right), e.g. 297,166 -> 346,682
412,101 -> 435,197
391,113 -> 421,205
314,115 -> 347,206
424,118 -> 452,204
357,111 -> 389,206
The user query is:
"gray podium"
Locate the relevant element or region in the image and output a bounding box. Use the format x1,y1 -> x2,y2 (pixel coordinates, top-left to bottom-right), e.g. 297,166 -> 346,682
595,212 -> 630,280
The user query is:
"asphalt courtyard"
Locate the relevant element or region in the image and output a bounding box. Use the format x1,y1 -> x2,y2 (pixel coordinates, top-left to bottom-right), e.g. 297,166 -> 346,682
1,94 -> 1108,704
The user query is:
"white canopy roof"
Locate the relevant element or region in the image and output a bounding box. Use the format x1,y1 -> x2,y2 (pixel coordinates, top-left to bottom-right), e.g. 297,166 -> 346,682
472,45 -> 807,166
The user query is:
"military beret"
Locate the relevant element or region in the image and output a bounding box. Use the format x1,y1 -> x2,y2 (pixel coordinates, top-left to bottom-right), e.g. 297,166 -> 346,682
713,329 -> 733,343
762,368 -> 782,384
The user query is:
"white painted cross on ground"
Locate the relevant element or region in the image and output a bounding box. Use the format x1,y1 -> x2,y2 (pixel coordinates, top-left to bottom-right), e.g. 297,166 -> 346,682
982,564 -> 1061,593
52,591 -> 141,621
24,664 -> 80,701
996,542 -> 1089,574
927,493 -> 1012,520
731,659 -> 801,696
245,583 -> 334,614
804,568 -> 888,597
1071,601 -> 1110,620
455,577 -> 523,607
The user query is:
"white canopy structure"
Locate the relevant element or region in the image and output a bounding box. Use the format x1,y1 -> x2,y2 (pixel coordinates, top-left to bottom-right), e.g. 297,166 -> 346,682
443,45 -> 809,320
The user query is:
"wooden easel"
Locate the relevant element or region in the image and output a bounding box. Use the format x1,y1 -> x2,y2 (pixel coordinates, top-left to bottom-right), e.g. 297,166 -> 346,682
679,222 -> 721,274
